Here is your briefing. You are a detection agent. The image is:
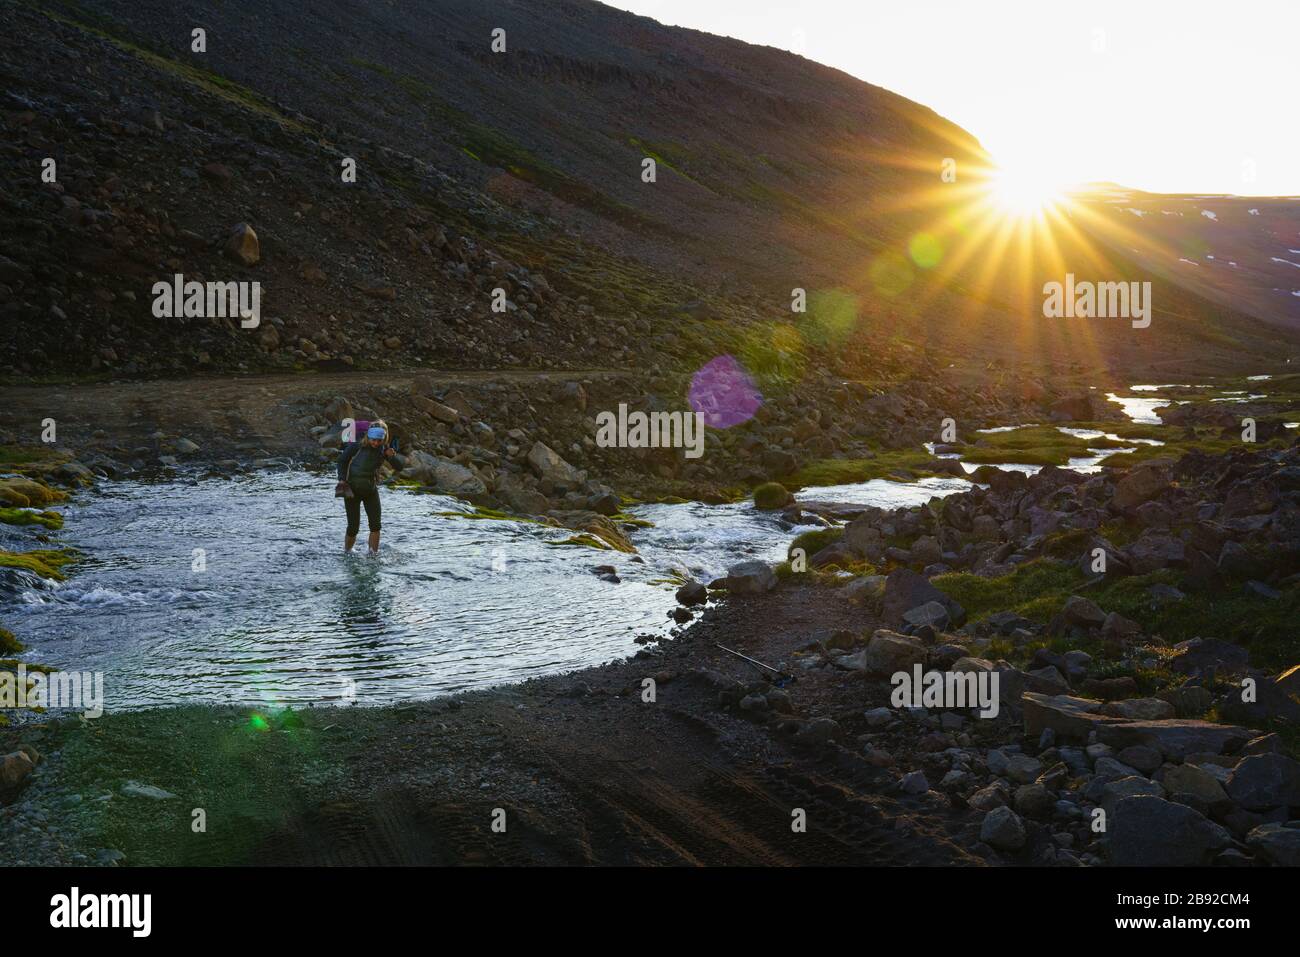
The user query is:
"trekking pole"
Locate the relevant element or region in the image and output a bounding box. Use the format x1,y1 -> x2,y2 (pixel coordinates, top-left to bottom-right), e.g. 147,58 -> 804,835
715,643 -> 796,685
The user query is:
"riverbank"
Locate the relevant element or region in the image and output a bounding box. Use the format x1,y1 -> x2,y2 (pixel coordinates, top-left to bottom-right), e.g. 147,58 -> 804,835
3,377 -> 1300,866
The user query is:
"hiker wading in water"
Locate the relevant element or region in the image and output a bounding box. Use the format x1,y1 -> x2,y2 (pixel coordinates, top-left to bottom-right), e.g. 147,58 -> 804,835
336,420 -> 398,554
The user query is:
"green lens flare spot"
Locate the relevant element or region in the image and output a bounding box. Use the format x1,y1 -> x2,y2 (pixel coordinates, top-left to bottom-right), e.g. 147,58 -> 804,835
908,233 -> 944,269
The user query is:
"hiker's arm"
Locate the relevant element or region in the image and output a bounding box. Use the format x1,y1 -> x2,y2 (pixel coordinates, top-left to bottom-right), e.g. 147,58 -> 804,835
337,442 -> 358,480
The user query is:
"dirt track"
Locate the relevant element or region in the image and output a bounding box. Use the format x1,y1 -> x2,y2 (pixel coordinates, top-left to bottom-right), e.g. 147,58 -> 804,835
0,367 -> 628,457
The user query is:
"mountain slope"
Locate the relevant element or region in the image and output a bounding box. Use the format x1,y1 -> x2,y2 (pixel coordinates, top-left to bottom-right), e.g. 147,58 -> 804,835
2,0 -> 1297,385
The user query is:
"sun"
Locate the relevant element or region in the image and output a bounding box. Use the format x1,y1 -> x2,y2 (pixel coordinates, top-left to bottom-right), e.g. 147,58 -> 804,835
985,161 -> 1072,218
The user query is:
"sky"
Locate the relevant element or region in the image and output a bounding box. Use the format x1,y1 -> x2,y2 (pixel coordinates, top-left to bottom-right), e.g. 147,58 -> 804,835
603,0 -> 1300,197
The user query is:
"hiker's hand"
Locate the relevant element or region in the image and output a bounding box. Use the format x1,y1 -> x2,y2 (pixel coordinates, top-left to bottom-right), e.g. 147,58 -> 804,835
384,447 -> 395,458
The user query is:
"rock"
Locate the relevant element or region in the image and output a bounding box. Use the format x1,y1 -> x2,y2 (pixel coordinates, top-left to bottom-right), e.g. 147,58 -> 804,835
840,575 -> 885,604
860,629 -> 928,676
1112,465 -> 1170,510
1024,665 -> 1070,694
1110,796 -> 1231,866
225,222 -> 260,266
400,451 -> 487,496
1097,720 -> 1253,760
1061,595 -> 1106,629
411,395 -> 461,424
909,536 -> 942,566
1117,746 -> 1163,775
1102,776 -> 1166,816
969,783 -> 1009,811
675,581 -> 708,607
794,717 -> 838,745
121,781 -> 179,800
881,568 -> 965,627
843,517 -> 884,557
1224,754 -> 1300,811
724,560 -> 777,595
1162,764 -> 1229,804
527,442 -> 586,487
1003,754 -> 1044,785
496,481 -> 549,515
1100,697 -> 1176,720
899,770 -> 929,795
1168,637 -> 1250,676
174,437 -> 200,454
1022,692 -> 1109,741
1014,783 -> 1056,819
1157,685 -> 1214,718
1246,822 -> 1300,866
1080,676 -> 1139,701
901,600 -> 949,631
0,751 -> 36,799
864,707 -> 894,727
979,806 -> 1026,851
589,492 -> 621,516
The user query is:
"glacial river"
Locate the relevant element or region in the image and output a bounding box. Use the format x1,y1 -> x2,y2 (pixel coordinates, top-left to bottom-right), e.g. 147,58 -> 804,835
0,386 -> 1207,710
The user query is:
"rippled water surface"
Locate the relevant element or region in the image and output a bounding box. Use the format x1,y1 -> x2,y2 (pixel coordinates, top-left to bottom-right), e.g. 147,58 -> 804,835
6,470 -> 966,709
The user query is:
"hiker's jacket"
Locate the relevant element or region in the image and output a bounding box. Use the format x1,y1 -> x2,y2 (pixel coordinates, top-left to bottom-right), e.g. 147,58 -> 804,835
338,438 -> 398,495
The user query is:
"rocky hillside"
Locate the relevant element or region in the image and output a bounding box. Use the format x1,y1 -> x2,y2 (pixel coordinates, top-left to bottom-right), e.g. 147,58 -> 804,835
2,0 -> 1295,386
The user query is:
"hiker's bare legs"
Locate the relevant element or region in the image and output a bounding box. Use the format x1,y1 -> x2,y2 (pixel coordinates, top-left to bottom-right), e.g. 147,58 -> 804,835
344,534 -> 356,552
367,530 -> 380,554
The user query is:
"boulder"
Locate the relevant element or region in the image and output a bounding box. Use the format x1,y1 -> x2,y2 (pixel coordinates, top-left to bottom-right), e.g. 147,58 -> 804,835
724,561 -> 777,595
675,581 -> 708,607
1168,637 -> 1250,676
860,630 -> 928,676
1246,823 -> 1300,866
1022,692 -> 1109,741
400,451 -> 486,496
1162,764 -> 1229,805
1061,595 -> 1106,629
1100,697 -> 1176,720
1112,465 -> 1170,510
527,442 -> 586,487
1097,719 -> 1253,760
881,568 -> 965,628
1110,796 -> 1231,866
1102,776 -> 1165,816
225,222 -> 260,266
979,806 -> 1026,851
1224,754 -> 1300,811
0,751 -> 35,800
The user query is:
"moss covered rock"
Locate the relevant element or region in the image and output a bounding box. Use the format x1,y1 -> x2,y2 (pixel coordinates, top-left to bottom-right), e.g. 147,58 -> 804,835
0,477 -> 68,508
0,507 -> 63,530
753,482 -> 791,510
0,548 -> 79,580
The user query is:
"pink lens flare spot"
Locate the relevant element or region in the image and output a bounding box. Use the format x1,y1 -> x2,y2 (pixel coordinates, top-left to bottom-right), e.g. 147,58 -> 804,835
688,355 -> 763,429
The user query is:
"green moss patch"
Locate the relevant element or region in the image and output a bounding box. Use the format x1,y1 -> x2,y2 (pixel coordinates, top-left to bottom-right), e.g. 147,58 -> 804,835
788,527 -> 844,560
753,482 -> 791,509
0,628 -> 24,655
0,548 -> 80,581
0,508 -> 63,530
790,449 -> 961,488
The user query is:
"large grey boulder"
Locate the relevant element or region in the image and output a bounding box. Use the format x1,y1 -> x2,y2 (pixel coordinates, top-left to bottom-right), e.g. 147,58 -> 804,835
979,806 -> 1026,851
1097,719 -> 1253,760
1246,823 -> 1300,866
526,441 -> 586,487
881,568 -> 965,627
400,451 -> 487,496
1225,753 -> 1300,811
1110,796 -> 1231,866
724,561 -> 777,595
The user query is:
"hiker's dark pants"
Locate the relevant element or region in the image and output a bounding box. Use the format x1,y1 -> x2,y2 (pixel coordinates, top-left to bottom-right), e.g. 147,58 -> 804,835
344,488 -> 381,536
